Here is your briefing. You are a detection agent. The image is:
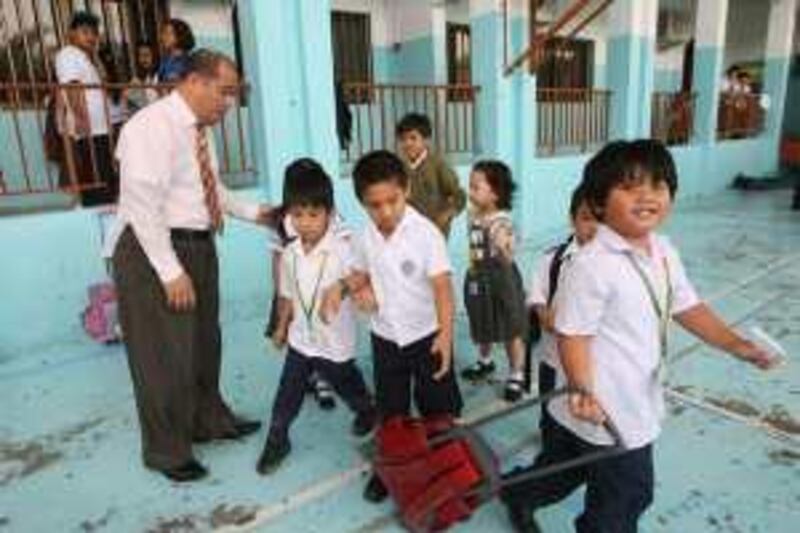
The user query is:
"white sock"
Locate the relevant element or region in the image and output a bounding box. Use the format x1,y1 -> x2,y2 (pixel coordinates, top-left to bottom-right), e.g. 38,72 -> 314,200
508,369 -> 523,382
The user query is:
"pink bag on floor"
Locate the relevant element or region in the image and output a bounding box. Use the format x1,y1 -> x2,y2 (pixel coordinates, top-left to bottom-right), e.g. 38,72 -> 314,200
82,281 -> 121,344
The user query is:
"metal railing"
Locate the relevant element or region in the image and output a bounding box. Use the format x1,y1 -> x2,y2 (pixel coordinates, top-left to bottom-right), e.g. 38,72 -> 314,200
340,83 -> 479,162
0,81 -> 254,201
651,91 -> 695,146
717,92 -> 765,140
536,88 -> 611,156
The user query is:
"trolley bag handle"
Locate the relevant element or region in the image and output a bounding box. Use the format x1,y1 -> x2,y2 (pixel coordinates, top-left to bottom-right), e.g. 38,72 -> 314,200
492,387 -> 627,496
429,387 -> 627,504
403,389 -> 627,531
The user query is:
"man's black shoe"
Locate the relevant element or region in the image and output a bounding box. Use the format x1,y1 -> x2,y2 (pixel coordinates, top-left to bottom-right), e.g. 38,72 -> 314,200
193,419 -> 262,443
233,418 -> 262,438
160,459 -> 208,483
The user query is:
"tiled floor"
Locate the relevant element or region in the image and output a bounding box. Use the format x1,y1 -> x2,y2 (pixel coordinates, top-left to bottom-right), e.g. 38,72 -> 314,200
1,189 -> 798,532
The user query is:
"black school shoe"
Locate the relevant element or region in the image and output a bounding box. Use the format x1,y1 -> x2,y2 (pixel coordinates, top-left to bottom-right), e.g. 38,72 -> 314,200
505,502 -> 542,533
256,438 -> 291,475
500,476 -> 541,533
363,473 -> 389,503
461,360 -> 496,381
504,377 -> 525,403
352,409 -> 377,437
310,377 -> 337,410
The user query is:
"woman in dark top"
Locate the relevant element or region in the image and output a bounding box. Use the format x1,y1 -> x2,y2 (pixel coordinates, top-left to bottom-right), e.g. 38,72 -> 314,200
157,18 -> 195,83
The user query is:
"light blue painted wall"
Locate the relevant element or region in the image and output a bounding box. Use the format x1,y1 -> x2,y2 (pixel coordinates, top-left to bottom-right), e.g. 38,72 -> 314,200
638,36 -> 656,139
373,45 -> 393,83
672,138 -> 778,197
607,35 -> 637,138
524,154 -> 590,236
0,201 -> 270,360
194,34 -> 236,58
783,58 -> 800,136
238,0 -> 339,203
371,35 -> 438,85
470,12 -> 516,161
693,45 -> 724,143
391,35 -> 436,84
0,111 -> 57,194
607,34 -> 655,139
594,64 -> 608,89
520,138 -> 780,236
762,56 -> 793,137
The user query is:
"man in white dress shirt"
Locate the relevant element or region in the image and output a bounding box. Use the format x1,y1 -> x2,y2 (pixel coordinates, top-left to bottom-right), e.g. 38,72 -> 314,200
54,11 -> 118,206
112,50 -> 271,482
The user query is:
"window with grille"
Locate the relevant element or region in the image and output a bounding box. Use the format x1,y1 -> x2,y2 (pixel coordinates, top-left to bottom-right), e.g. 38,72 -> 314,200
331,10 -> 372,104
537,37 -> 594,96
1,0 -> 169,108
446,23 -> 471,101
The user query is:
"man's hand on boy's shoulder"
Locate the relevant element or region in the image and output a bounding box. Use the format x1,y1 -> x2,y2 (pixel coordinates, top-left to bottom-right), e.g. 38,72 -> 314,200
431,330 -> 452,381
255,204 -> 280,228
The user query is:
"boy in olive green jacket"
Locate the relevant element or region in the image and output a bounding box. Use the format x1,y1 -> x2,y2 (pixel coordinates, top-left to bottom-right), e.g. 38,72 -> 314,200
396,113 -> 466,238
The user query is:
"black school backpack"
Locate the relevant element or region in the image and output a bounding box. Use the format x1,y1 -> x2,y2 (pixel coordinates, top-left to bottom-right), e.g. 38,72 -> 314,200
523,236 -> 572,391
528,236 -> 573,342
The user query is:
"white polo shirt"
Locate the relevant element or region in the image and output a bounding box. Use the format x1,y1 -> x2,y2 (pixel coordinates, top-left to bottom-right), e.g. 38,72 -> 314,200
280,225 -> 356,363
54,45 -> 109,137
550,225 -> 700,449
352,206 -> 452,347
527,238 -> 580,368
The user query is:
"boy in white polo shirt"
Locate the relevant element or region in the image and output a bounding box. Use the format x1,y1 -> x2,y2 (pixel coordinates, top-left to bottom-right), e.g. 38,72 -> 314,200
503,140 -> 779,533
324,150 -> 463,502
256,159 -> 376,475
527,181 -> 598,399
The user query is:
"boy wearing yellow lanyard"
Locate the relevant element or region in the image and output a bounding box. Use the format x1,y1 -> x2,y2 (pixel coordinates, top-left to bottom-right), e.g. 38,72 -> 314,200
257,159 -> 376,475
503,140 -> 780,533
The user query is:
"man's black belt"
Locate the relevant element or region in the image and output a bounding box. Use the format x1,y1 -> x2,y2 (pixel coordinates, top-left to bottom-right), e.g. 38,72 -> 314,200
170,228 -> 213,241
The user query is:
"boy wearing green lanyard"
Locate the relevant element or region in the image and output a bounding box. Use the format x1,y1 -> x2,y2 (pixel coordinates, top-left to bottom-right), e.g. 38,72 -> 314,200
257,159 -> 376,475
503,140 -> 780,533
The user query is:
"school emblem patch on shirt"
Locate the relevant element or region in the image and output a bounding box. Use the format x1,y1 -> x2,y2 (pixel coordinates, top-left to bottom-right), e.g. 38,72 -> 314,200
401,259 -> 416,277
